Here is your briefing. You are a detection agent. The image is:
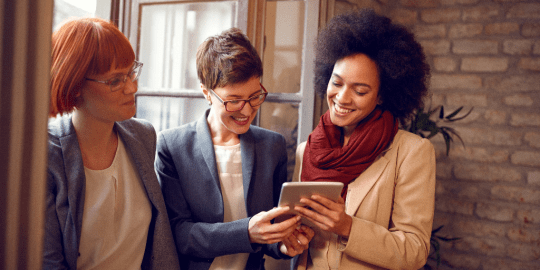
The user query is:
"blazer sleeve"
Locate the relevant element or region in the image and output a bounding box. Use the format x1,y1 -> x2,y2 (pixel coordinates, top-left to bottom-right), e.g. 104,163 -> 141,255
155,132 -> 258,259
340,138 -> 436,270
42,170 -> 69,270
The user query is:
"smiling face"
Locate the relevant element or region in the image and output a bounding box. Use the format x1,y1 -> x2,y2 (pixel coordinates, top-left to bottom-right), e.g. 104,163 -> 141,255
204,76 -> 263,141
77,64 -> 138,124
327,53 -> 381,136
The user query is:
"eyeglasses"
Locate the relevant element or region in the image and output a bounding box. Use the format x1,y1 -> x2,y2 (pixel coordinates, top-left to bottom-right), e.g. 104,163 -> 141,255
85,60 -> 143,92
209,83 -> 268,112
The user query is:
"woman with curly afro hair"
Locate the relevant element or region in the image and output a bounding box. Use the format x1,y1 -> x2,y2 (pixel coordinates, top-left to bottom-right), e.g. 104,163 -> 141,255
291,9 -> 436,270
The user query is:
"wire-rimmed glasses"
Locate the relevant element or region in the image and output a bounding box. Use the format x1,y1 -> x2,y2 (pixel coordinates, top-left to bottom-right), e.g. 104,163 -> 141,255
209,83 -> 268,112
85,60 -> 143,92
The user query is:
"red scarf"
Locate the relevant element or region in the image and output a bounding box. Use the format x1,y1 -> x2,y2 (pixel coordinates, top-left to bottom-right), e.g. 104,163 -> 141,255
301,108 -> 398,200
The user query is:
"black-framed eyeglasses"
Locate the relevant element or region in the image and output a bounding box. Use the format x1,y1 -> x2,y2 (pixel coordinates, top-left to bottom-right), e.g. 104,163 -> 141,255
85,60 -> 143,92
209,83 -> 268,112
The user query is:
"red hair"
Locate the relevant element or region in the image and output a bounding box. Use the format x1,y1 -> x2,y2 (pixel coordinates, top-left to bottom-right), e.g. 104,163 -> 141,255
50,17 -> 135,117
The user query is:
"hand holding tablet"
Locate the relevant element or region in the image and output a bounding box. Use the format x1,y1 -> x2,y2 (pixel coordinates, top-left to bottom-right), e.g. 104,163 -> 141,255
274,182 -> 344,227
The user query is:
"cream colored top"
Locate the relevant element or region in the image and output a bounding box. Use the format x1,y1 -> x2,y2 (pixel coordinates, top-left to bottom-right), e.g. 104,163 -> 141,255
208,143 -> 249,270
77,137 -> 152,270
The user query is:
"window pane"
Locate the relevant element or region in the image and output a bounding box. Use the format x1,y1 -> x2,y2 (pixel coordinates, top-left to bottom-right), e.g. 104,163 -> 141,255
138,2 -> 237,91
136,96 -> 209,132
262,1 -> 305,94
260,102 -> 299,181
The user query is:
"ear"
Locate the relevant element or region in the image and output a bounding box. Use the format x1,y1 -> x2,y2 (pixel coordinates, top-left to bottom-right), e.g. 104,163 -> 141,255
377,95 -> 382,105
201,84 -> 210,100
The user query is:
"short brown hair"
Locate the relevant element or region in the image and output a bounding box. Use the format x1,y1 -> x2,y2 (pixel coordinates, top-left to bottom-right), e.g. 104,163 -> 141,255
196,28 -> 262,90
50,17 -> 135,117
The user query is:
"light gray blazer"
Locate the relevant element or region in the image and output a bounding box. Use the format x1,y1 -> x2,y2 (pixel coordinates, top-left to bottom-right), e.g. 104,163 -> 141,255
44,116 -> 180,270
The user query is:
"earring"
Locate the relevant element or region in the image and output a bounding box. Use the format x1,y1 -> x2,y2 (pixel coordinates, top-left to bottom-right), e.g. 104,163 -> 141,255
208,99 -> 212,106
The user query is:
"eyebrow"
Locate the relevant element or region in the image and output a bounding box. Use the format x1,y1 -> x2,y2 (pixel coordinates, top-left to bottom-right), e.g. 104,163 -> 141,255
223,88 -> 264,99
331,73 -> 372,89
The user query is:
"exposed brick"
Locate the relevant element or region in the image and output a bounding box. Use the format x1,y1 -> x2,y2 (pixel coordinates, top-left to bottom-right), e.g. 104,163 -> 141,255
430,74 -> 482,90
449,147 -> 509,163
454,236 -> 506,256
449,23 -> 483,38
436,162 -> 453,178
462,5 -> 500,22
389,9 -> 418,26
525,132 -> 540,148
485,22 -> 520,35
511,113 -> 540,127
430,93 -> 445,105
435,197 -> 475,215
476,202 -> 515,222
414,24 -> 446,38
461,57 -> 509,72
454,163 -> 521,182
457,185 -> 480,198
506,243 -> 540,261
507,227 -> 540,244
419,40 -> 450,55
435,180 -> 445,195
492,185 -> 540,204
518,58 -> 540,71
446,93 -> 487,107
511,150 -> 540,166
453,40 -> 498,54
482,259 -> 540,270
517,208 -> 540,225
440,0 -> 480,5
528,170 -> 540,185
503,94 -> 534,107
534,41 -> 540,55
455,220 -> 506,238
443,253 -> 481,269
522,23 -> 540,37
421,9 -> 461,23
433,57 -> 457,72
400,0 -> 438,8
507,3 -> 540,19
457,127 -> 522,146
485,75 -> 540,92
484,110 -> 507,125
503,39 -> 533,55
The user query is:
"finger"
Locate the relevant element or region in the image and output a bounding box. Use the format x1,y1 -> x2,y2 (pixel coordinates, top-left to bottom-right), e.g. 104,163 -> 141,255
311,194 -> 345,211
267,215 -> 301,234
300,198 -> 334,218
300,225 -> 315,240
296,209 -> 330,231
260,206 -> 291,222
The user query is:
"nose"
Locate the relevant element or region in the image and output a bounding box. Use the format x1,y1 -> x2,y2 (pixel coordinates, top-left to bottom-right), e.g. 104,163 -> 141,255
123,78 -> 138,94
335,87 -> 351,104
239,100 -> 255,115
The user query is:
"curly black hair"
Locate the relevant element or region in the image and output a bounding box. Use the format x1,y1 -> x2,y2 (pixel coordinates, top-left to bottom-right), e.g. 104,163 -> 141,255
314,9 -> 430,124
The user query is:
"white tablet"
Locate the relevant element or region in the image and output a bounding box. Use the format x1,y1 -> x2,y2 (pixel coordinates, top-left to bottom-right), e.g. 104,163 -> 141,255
274,182 -> 344,225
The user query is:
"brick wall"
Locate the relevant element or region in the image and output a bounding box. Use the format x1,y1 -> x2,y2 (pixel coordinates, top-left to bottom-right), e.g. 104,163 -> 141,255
336,0 -> 540,269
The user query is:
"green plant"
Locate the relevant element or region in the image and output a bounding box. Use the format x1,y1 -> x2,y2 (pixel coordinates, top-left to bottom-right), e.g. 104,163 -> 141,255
424,225 -> 461,270
405,105 -> 473,156
404,105 -> 471,269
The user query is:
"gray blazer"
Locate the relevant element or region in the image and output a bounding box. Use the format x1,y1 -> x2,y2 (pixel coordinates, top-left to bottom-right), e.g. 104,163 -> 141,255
44,116 -> 180,270
155,110 -> 290,270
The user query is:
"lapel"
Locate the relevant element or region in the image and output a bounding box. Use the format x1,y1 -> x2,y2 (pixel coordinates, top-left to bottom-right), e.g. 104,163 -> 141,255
115,121 -> 158,209
239,129 -> 255,203
345,154 -> 391,216
195,111 -> 221,189
57,116 -> 86,249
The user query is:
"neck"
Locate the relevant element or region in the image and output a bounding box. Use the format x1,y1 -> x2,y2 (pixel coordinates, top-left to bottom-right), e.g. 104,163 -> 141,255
72,110 -> 118,170
207,111 -> 240,146
341,125 -> 356,146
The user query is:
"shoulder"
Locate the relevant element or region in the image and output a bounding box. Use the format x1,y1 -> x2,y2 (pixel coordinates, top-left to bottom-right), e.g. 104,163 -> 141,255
248,125 -> 286,143
388,129 -> 435,159
159,120 -> 197,139
119,118 -> 154,134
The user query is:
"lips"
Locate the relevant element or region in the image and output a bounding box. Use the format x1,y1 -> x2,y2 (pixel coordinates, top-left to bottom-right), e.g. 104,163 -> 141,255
232,115 -> 249,125
333,103 -> 354,114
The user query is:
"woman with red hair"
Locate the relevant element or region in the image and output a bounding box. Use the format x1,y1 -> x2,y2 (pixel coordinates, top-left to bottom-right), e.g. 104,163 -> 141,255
44,17 -> 179,270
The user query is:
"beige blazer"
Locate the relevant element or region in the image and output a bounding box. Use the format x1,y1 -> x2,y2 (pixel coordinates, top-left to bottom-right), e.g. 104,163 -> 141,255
292,130 -> 436,270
